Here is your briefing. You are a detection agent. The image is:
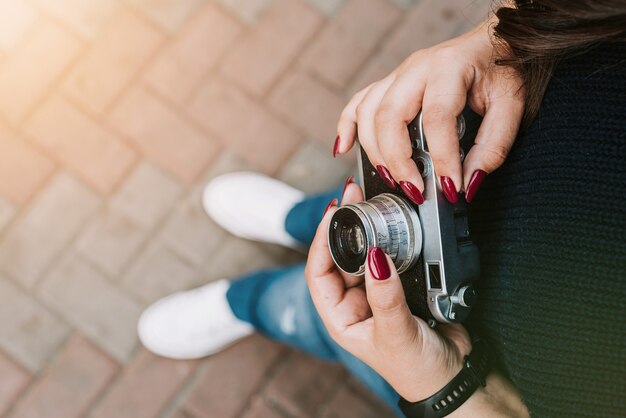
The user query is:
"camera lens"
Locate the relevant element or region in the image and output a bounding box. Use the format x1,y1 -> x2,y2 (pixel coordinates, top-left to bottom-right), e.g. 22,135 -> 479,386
328,193 -> 422,275
341,224 -> 366,257
328,207 -> 369,273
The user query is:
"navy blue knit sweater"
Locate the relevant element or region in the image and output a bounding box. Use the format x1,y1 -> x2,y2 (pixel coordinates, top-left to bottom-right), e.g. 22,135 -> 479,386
466,41 -> 626,417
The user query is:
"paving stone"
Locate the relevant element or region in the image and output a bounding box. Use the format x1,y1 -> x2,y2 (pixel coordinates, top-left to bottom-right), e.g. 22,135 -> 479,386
90,349 -> 197,418
109,87 -> 219,184
302,0 -> 345,16
0,351 -> 30,416
346,49 -> 401,95
391,0 -> 418,8
128,0 -> 206,32
268,71 -> 345,146
161,150 -> 274,268
0,3 -> 479,416
0,277 -> 70,372
25,96 -> 137,194
165,411 -> 195,418
319,381 -> 395,418
0,20 -> 81,125
38,255 -> 142,362
144,3 -> 243,104
124,243 -> 201,303
0,173 -> 100,288
63,10 -> 162,115
219,0 -> 322,97
176,150 -> 256,215
300,0 -> 400,89
110,161 -> 183,229
198,150 -> 257,183
202,236 -> 285,282
76,207 -> 148,277
159,194 -> 227,267
215,0 -> 274,25
264,245 -> 306,268
0,196 -> 15,233
32,0 -> 120,39
0,125 -> 55,206
345,375 -> 374,399
184,150 -> 266,214
383,0 -> 491,66
240,396 -> 286,418
383,0 -> 474,62
184,335 -> 285,418
189,157 -> 305,268
263,350 -> 345,418
456,0 -> 492,33
278,141 -> 352,194
345,375 -> 396,413
189,78 -> 300,174
0,0 -> 39,51
8,335 -> 118,418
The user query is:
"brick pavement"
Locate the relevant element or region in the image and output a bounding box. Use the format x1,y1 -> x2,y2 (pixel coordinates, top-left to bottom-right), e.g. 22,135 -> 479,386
0,0 -> 489,416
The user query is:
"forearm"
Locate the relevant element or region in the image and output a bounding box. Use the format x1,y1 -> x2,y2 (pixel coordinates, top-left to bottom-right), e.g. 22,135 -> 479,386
448,372 -> 529,417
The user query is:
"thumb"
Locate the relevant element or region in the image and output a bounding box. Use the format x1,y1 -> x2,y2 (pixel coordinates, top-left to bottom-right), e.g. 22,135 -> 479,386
365,247 -> 418,343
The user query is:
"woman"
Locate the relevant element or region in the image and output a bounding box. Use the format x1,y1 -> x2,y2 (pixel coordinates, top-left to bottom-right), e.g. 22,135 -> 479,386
139,1 -> 626,416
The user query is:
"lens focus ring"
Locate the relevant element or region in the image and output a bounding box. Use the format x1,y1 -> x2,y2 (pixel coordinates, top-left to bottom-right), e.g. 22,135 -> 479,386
328,193 -> 422,275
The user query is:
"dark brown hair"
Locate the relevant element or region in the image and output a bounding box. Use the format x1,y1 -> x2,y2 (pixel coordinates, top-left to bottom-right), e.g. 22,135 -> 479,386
492,0 -> 626,128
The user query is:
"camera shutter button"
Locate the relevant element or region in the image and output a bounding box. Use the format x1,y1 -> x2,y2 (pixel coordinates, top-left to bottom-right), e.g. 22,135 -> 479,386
454,285 -> 477,308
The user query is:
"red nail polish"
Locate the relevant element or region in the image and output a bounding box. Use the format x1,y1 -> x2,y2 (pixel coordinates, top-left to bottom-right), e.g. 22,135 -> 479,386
342,175 -> 354,197
368,247 -> 391,280
399,181 -> 424,205
323,198 -> 338,217
376,165 -> 397,190
465,170 -> 487,203
333,135 -> 340,158
440,176 -> 458,204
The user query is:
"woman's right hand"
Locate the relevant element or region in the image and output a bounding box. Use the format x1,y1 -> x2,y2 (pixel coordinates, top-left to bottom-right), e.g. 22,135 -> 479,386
306,184 -> 530,417
334,15 -> 524,204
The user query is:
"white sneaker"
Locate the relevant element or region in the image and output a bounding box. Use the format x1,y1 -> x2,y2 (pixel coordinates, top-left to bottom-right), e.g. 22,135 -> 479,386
137,279 -> 254,359
202,172 -> 305,250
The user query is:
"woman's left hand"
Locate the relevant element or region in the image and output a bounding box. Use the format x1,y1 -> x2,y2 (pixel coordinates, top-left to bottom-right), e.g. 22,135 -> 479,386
305,182 -> 471,402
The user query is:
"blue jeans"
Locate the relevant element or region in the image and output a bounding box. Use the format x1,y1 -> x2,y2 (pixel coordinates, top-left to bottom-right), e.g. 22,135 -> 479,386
226,187 -> 402,416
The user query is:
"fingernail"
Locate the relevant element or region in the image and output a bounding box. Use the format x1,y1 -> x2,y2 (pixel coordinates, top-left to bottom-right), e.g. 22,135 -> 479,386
323,198 -> 338,217
333,135 -> 340,158
465,170 -> 487,203
399,181 -> 424,205
342,175 -> 354,198
368,247 -> 391,280
440,176 -> 458,204
376,165 -> 397,190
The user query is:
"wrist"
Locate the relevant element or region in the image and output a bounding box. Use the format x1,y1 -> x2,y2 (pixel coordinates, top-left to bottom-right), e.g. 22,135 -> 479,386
448,372 -> 529,418
398,338 -> 492,417
398,363 -> 462,404
398,330 -> 469,403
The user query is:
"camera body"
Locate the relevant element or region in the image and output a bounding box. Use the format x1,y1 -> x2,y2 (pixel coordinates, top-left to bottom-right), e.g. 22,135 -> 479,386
329,110 -> 481,325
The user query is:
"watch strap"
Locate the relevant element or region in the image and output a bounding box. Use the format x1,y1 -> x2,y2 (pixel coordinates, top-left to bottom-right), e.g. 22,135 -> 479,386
398,338 -> 492,418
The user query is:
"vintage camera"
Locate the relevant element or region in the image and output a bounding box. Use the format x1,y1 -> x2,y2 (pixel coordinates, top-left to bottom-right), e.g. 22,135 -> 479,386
327,110 -> 481,325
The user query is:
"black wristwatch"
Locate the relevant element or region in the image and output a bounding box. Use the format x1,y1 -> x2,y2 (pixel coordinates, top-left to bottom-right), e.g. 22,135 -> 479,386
398,338 -> 492,418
